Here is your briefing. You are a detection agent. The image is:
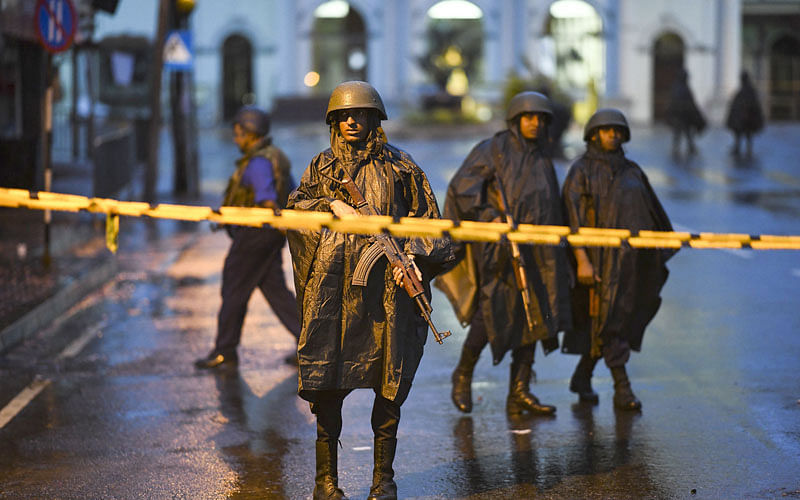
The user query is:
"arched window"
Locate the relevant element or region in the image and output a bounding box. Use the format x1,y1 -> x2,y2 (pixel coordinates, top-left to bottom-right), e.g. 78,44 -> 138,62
221,34 -> 253,121
309,1 -> 367,95
421,0 -> 484,100
652,32 -> 685,122
769,35 -> 800,120
545,0 -> 605,98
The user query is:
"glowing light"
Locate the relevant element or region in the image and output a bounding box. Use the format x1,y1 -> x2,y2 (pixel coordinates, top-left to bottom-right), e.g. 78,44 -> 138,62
348,50 -> 366,71
314,0 -> 350,19
443,46 -> 462,67
446,68 -> 469,96
304,71 -> 321,87
549,0 -> 596,19
427,0 -> 483,20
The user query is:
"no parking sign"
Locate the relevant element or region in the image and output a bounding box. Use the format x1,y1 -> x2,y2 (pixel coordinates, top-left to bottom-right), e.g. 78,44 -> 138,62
34,0 -> 77,53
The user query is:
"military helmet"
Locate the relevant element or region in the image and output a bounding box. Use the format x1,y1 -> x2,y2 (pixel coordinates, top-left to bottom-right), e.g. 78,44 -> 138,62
583,108 -> 630,142
325,81 -> 387,123
506,91 -> 553,122
233,106 -> 270,137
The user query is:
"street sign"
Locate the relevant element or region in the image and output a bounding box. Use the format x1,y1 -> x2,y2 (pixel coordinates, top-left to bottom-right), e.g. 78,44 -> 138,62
34,0 -> 76,53
164,30 -> 193,71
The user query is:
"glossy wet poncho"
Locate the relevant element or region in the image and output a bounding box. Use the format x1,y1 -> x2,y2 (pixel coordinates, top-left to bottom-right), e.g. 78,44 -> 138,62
435,126 -> 573,364
286,130 -> 454,403
561,143 -> 676,356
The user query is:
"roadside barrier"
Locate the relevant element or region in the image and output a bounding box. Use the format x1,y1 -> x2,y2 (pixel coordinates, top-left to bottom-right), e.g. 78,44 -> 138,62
3,187 -> 800,252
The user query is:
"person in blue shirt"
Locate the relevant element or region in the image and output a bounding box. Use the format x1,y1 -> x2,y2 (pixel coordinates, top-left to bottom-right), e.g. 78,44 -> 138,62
195,106 -> 301,369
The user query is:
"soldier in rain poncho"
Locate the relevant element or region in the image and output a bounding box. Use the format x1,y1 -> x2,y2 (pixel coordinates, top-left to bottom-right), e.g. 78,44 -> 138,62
562,108 -> 676,411
286,81 -> 454,500
435,91 -> 573,417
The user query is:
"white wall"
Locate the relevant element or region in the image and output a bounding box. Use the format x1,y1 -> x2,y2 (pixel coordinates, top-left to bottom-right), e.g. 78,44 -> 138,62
617,0 -> 740,124
92,0 -> 742,126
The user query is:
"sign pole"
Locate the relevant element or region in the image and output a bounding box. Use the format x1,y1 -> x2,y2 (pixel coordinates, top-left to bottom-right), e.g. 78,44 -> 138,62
43,54 -> 54,269
33,0 -> 76,267
146,0 -> 170,203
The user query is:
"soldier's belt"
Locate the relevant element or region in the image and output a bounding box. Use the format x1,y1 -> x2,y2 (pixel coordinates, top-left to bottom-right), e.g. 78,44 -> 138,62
3,187 -> 800,252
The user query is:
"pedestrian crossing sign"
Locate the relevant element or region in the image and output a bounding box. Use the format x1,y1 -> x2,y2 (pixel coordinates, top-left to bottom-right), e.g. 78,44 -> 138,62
164,30 -> 193,71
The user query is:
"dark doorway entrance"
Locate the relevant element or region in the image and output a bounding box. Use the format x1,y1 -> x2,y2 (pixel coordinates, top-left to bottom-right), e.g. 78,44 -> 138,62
652,32 -> 685,122
769,35 -> 800,120
222,34 -> 253,121
311,2 -> 367,96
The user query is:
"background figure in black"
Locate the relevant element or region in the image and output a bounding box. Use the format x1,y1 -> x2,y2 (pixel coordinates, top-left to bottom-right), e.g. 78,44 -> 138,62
195,106 -> 301,369
562,109 -> 676,411
725,71 -> 764,157
538,84 -> 572,159
436,91 -> 573,417
665,68 -> 706,156
286,81 -> 454,500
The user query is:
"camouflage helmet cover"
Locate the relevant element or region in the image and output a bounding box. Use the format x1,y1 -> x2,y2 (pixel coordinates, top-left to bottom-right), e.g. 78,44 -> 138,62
233,106 -> 271,137
506,91 -> 553,122
325,80 -> 388,123
583,108 -> 630,142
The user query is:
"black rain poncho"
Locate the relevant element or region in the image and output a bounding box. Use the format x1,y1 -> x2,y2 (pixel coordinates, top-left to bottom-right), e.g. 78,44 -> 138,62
665,70 -> 706,134
561,143 -> 676,356
286,130 -> 454,403
435,126 -> 572,364
726,75 -> 764,135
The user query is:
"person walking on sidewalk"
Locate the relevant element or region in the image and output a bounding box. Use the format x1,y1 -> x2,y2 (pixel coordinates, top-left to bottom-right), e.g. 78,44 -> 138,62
435,91 -> 573,417
286,81 -> 454,500
725,71 -> 764,157
194,106 -> 301,370
665,68 -> 706,157
562,109 -> 676,411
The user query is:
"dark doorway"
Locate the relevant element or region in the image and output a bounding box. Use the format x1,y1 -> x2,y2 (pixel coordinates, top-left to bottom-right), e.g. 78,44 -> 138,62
311,2 -> 367,96
222,34 -> 253,121
769,35 -> 800,120
652,32 -> 685,122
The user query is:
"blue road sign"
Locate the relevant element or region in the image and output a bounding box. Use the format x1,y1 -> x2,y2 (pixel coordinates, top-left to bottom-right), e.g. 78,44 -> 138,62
164,30 -> 193,71
35,0 -> 76,53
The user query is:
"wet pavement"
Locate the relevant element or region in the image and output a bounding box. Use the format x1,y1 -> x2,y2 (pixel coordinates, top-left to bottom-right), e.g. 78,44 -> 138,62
1,120 -> 800,499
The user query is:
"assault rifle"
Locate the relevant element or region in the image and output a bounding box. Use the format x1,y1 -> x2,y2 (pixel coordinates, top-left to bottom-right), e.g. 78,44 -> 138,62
493,175 -> 540,334
338,175 -> 451,345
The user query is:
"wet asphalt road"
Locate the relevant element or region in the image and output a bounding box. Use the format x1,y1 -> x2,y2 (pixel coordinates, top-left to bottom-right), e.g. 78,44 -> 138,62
2,122 -> 800,499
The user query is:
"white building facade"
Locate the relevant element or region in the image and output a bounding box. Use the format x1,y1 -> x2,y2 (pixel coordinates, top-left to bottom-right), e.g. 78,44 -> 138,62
95,0 -> 744,125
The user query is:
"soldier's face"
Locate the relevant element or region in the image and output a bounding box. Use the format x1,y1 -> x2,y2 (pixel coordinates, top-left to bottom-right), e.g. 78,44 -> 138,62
336,108 -> 370,143
596,126 -> 624,152
233,124 -> 257,153
519,112 -> 545,140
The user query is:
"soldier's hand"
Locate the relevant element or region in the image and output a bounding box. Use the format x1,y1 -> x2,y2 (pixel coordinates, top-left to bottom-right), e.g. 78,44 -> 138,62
330,200 -> 358,217
576,259 -> 600,286
393,256 -> 422,286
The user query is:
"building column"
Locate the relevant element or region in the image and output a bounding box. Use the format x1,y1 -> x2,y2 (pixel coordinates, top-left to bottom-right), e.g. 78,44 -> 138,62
604,0 -> 620,99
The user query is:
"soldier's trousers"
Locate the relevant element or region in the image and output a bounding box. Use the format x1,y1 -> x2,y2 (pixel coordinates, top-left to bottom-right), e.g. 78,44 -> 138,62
215,226 -> 301,354
597,336 -> 631,368
311,381 -> 412,442
463,306 -> 535,365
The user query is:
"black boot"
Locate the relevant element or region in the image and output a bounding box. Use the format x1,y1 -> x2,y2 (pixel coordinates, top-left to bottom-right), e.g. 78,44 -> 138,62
506,361 -> 556,416
569,355 -> 599,404
367,437 -> 397,500
451,346 -> 480,413
313,440 -> 347,500
194,350 -> 238,369
610,365 -> 641,411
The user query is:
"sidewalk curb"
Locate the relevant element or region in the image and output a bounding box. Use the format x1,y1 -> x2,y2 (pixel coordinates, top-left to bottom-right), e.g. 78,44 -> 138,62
0,258 -> 119,354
